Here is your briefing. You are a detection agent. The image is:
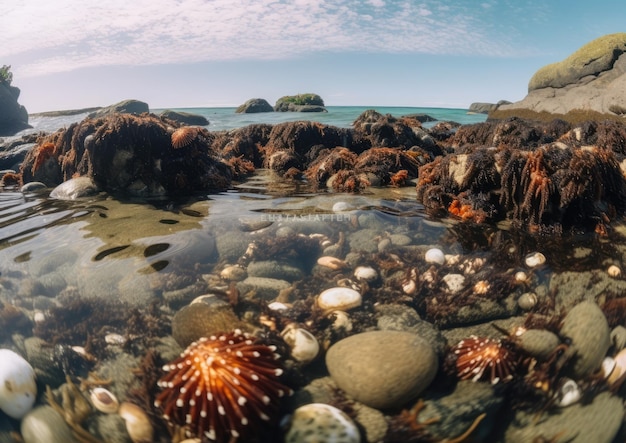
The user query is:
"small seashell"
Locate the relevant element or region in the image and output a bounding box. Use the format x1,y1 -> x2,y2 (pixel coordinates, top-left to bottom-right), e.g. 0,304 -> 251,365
105,333 -> 127,346
119,402 -> 154,443
607,348 -> 626,387
332,201 -> 353,212
473,280 -> 490,294
317,287 -> 362,312
608,265 -> 622,278
402,278 -> 417,295
90,387 -> 119,414
525,252 -> 546,268
317,256 -> 347,270
514,271 -> 530,283
555,378 -> 581,407
281,324 -> 320,364
353,266 -> 378,282
33,311 -> 46,324
442,273 -> 465,293
518,292 -> 538,310
268,301 -> 290,311
220,265 -> 247,281
601,356 -> 617,380
328,311 -> 353,332
283,403 -> 361,443
425,248 -> 445,265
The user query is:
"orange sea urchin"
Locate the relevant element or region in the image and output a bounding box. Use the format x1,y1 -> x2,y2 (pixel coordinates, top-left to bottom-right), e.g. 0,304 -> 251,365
451,335 -> 518,384
171,126 -> 201,149
154,329 -> 292,441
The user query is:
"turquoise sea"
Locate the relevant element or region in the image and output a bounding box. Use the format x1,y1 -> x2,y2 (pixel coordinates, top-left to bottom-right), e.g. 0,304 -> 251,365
26,105 -> 487,134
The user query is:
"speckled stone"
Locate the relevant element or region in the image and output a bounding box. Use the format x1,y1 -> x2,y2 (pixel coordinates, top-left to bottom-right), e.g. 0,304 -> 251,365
21,406 -> 77,443
236,276 -> 291,301
247,260 -> 304,282
284,403 -> 361,443
560,301 -> 610,379
171,302 -> 248,348
326,330 -> 438,409
516,329 -> 561,361
504,391 -> 623,443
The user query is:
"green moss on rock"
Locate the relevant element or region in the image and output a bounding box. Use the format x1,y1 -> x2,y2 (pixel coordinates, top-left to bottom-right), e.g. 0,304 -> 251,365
529,33 -> 626,91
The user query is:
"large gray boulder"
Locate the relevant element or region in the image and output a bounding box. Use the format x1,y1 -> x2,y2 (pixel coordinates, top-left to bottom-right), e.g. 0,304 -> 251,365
0,83 -> 30,135
160,109 -> 209,125
496,33 -> 626,116
87,99 -> 149,118
236,98 -> 274,113
468,100 -> 511,114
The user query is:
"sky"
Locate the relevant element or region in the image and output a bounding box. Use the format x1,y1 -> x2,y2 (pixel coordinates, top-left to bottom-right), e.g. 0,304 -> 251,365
1,0 -> 625,113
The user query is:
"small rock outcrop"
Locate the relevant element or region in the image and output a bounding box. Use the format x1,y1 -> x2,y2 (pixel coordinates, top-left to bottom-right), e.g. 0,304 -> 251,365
235,98 -> 274,113
468,101 -> 511,114
494,33 -> 626,118
0,66 -> 30,135
274,94 -> 327,112
87,99 -> 149,118
160,109 -> 209,126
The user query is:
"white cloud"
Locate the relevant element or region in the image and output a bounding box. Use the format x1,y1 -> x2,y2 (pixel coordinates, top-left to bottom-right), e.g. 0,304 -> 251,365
1,0 -> 526,78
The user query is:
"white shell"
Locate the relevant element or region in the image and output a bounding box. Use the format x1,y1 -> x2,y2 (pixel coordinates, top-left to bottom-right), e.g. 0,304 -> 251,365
317,256 -> 347,270
517,292 -> 538,310
601,356 -> 617,380
555,378 -> 581,407
608,265 -> 622,278
525,252 -> 546,268
607,348 -> 626,386
281,325 -> 320,364
220,265 -> 247,281
514,271 -> 529,283
268,302 -> 290,311
424,248 -> 445,265
283,403 -> 361,443
119,402 -> 154,443
0,349 -> 37,419
442,273 -> 465,293
317,287 -> 362,312
353,266 -> 378,282
332,201 -> 353,212
329,311 -> 353,332
90,387 -> 119,414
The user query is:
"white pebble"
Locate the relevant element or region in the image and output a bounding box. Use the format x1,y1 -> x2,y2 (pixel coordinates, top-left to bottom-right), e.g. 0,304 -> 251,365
281,325 -> 320,364
317,287 -> 362,312
425,248 -> 445,265
525,252 -> 546,268
353,266 -> 378,282
442,274 -> 465,293
0,349 -> 37,419
555,378 -> 581,407
332,201 -> 353,212
608,265 -> 622,278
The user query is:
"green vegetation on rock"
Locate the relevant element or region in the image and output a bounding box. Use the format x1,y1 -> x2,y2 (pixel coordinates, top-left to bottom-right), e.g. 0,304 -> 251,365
529,33 -> 626,91
489,107 -> 626,124
0,65 -> 13,85
276,93 -> 324,107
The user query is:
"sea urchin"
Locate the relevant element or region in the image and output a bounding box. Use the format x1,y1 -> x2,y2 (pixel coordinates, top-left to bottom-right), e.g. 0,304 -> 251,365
154,329 -> 292,441
451,335 -> 518,384
171,126 -> 201,149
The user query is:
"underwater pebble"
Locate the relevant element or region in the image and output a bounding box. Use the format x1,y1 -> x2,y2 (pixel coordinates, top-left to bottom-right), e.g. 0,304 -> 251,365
0,349 -> 37,419
517,292 -> 538,310
560,300 -> 610,379
516,329 -> 561,361
354,265 -> 378,282
119,401 -> 154,443
281,324 -> 320,364
524,252 -> 546,268
104,333 -> 127,346
21,405 -> 76,443
283,403 -> 361,443
49,176 -> 98,200
268,301 -> 290,311
326,330 -> 438,409
317,256 -> 347,270
332,201 -> 353,212
607,264 -> 621,278
247,260 -> 304,282
220,264 -> 247,281
442,273 -> 465,293
505,391 -> 623,443
317,287 -> 362,312
425,248 -> 445,265
236,276 -> 291,301
171,302 -> 247,348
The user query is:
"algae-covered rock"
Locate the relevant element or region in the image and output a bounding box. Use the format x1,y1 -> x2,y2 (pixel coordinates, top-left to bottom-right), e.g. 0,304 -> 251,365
529,33 -> 626,90
274,93 -> 327,112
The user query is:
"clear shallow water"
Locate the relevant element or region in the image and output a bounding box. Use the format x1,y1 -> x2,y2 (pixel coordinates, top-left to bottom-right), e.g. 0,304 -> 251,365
4,107 -> 626,441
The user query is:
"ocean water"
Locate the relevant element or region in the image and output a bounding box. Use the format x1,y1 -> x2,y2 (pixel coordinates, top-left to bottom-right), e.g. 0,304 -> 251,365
25,105 -> 487,134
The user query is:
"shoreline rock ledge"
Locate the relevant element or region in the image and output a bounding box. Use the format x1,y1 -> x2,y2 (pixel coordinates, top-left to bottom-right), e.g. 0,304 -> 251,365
492,33 -> 626,118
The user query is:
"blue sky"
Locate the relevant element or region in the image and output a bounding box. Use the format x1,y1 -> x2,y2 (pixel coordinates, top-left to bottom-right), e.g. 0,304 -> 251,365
2,0 -> 625,112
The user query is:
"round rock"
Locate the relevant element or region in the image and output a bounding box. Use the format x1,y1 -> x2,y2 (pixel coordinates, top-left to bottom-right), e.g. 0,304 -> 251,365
326,330 -> 438,409
560,301 -> 610,379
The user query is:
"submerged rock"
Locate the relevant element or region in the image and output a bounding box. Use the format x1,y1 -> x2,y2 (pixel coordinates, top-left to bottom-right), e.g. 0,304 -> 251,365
326,330 -> 438,409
